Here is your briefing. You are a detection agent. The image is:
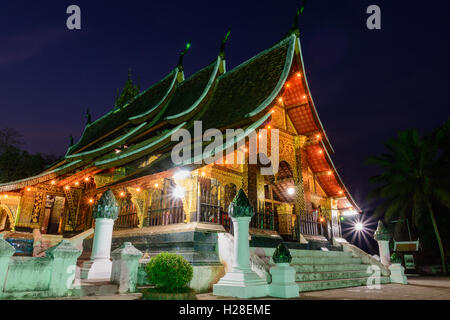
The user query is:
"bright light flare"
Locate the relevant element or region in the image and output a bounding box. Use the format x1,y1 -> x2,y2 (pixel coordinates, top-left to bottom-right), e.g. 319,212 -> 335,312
354,222 -> 364,231
173,186 -> 185,199
287,187 -> 295,195
173,170 -> 190,180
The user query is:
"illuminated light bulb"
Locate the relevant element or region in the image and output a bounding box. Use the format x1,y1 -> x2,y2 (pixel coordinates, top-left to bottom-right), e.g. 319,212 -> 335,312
258,134 -> 262,138
51,180 -> 56,185
316,134 -> 321,139
201,172 -> 206,177
287,187 -> 295,195
267,125 -> 271,130
4,195 -> 8,198
75,182 -> 79,186
89,199 -> 94,204
173,186 -> 185,199
320,218 -> 325,223
318,149 -> 323,154
339,190 -> 343,195
244,148 -> 248,153
303,95 -> 307,99
136,188 -> 141,192
278,97 -> 283,103
340,216 -> 345,221
65,186 -> 70,190
327,171 -> 332,175
120,192 -> 125,197
285,83 -> 290,88
154,183 -> 159,188
296,72 -> 301,78
85,177 -> 90,182
271,109 -> 275,114
27,188 -> 31,192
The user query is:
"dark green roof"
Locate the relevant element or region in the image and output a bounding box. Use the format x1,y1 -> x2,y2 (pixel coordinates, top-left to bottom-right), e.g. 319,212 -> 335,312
200,37 -> 293,130
67,69 -> 177,155
159,60 -> 218,120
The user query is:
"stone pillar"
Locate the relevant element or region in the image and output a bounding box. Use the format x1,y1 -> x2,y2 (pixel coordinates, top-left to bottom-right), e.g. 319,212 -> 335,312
268,243 -> 299,298
374,220 -> 392,266
111,242 -> 143,293
47,240 -> 82,297
0,235 -> 15,297
389,263 -> 408,284
82,190 -> 119,279
213,189 -> 268,298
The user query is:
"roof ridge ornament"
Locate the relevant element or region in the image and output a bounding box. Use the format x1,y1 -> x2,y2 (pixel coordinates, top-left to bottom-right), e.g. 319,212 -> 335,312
219,28 -> 231,60
177,40 -> 192,72
290,0 -> 307,36
86,108 -> 92,125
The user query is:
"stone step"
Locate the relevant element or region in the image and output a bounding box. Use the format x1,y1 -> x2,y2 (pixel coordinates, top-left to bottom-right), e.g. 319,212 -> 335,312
261,248 -> 351,258
294,263 -> 369,273
296,270 -> 371,282
297,276 -> 391,292
71,279 -> 118,297
291,256 -> 362,265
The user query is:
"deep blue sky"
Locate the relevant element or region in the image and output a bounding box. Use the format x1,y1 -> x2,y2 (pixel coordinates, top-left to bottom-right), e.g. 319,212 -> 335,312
1,1 -> 449,232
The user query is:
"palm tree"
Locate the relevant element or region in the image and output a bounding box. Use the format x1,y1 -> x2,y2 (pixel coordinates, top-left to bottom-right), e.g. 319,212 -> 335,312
368,122 -> 450,274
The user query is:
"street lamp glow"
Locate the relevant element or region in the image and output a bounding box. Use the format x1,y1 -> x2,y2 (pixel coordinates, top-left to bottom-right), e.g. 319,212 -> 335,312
173,170 -> 190,180
354,222 -> 364,232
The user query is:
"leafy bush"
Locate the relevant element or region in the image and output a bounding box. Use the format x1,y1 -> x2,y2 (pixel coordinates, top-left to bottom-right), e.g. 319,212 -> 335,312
145,252 -> 193,293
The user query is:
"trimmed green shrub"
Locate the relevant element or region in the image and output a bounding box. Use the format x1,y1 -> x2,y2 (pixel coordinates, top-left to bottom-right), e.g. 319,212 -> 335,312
145,252 -> 193,293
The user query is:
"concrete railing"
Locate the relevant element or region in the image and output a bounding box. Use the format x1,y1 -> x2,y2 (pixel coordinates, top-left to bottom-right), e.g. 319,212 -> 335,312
0,235 -> 81,299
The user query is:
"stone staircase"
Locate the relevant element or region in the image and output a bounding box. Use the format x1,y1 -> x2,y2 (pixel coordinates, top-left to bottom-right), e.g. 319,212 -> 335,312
252,247 -> 390,292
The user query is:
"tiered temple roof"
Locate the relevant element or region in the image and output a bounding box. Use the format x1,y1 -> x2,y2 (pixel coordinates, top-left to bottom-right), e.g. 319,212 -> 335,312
0,31 -> 360,212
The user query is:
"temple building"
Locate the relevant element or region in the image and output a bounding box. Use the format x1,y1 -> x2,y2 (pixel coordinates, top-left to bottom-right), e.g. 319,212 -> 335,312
0,22 -> 384,292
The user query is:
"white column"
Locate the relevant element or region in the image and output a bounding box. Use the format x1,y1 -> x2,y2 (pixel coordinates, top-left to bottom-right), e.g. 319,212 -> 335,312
213,216 -> 268,298
82,218 -> 115,279
232,216 -> 251,272
377,240 -> 391,266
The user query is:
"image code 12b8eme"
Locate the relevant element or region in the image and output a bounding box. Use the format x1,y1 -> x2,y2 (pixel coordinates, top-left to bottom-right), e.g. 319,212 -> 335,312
0,0 -> 449,314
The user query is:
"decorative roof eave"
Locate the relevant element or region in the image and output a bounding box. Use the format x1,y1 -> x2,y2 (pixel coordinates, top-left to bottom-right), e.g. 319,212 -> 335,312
0,160 -> 83,192
128,68 -> 179,124
165,57 -> 221,124
93,122 -> 186,170
319,140 -> 361,212
64,122 -> 148,162
295,37 -> 335,154
245,35 -> 296,119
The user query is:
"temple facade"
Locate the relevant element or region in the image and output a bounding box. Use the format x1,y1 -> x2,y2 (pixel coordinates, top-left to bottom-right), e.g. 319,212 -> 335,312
0,28 -> 365,280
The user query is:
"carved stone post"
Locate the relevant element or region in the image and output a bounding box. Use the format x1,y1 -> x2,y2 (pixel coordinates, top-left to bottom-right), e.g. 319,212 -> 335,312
374,220 -> 392,266
111,242 -> 143,293
269,243 -> 299,298
0,235 -> 15,297
213,189 -> 268,298
47,240 -> 82,297
81,190 -> 119,279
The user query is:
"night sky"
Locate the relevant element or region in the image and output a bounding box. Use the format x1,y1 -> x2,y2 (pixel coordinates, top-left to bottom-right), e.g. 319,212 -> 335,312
1,1 -> 449,248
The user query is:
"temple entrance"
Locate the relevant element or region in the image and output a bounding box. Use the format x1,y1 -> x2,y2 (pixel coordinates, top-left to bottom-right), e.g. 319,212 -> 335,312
42,195 -> 65,234
261,160 -> 297,241
0,206 -> 13,232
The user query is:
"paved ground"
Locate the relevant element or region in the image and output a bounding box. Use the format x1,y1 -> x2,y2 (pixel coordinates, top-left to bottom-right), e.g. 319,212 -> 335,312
47,277 -> 450,300
197,277 -> 450,300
